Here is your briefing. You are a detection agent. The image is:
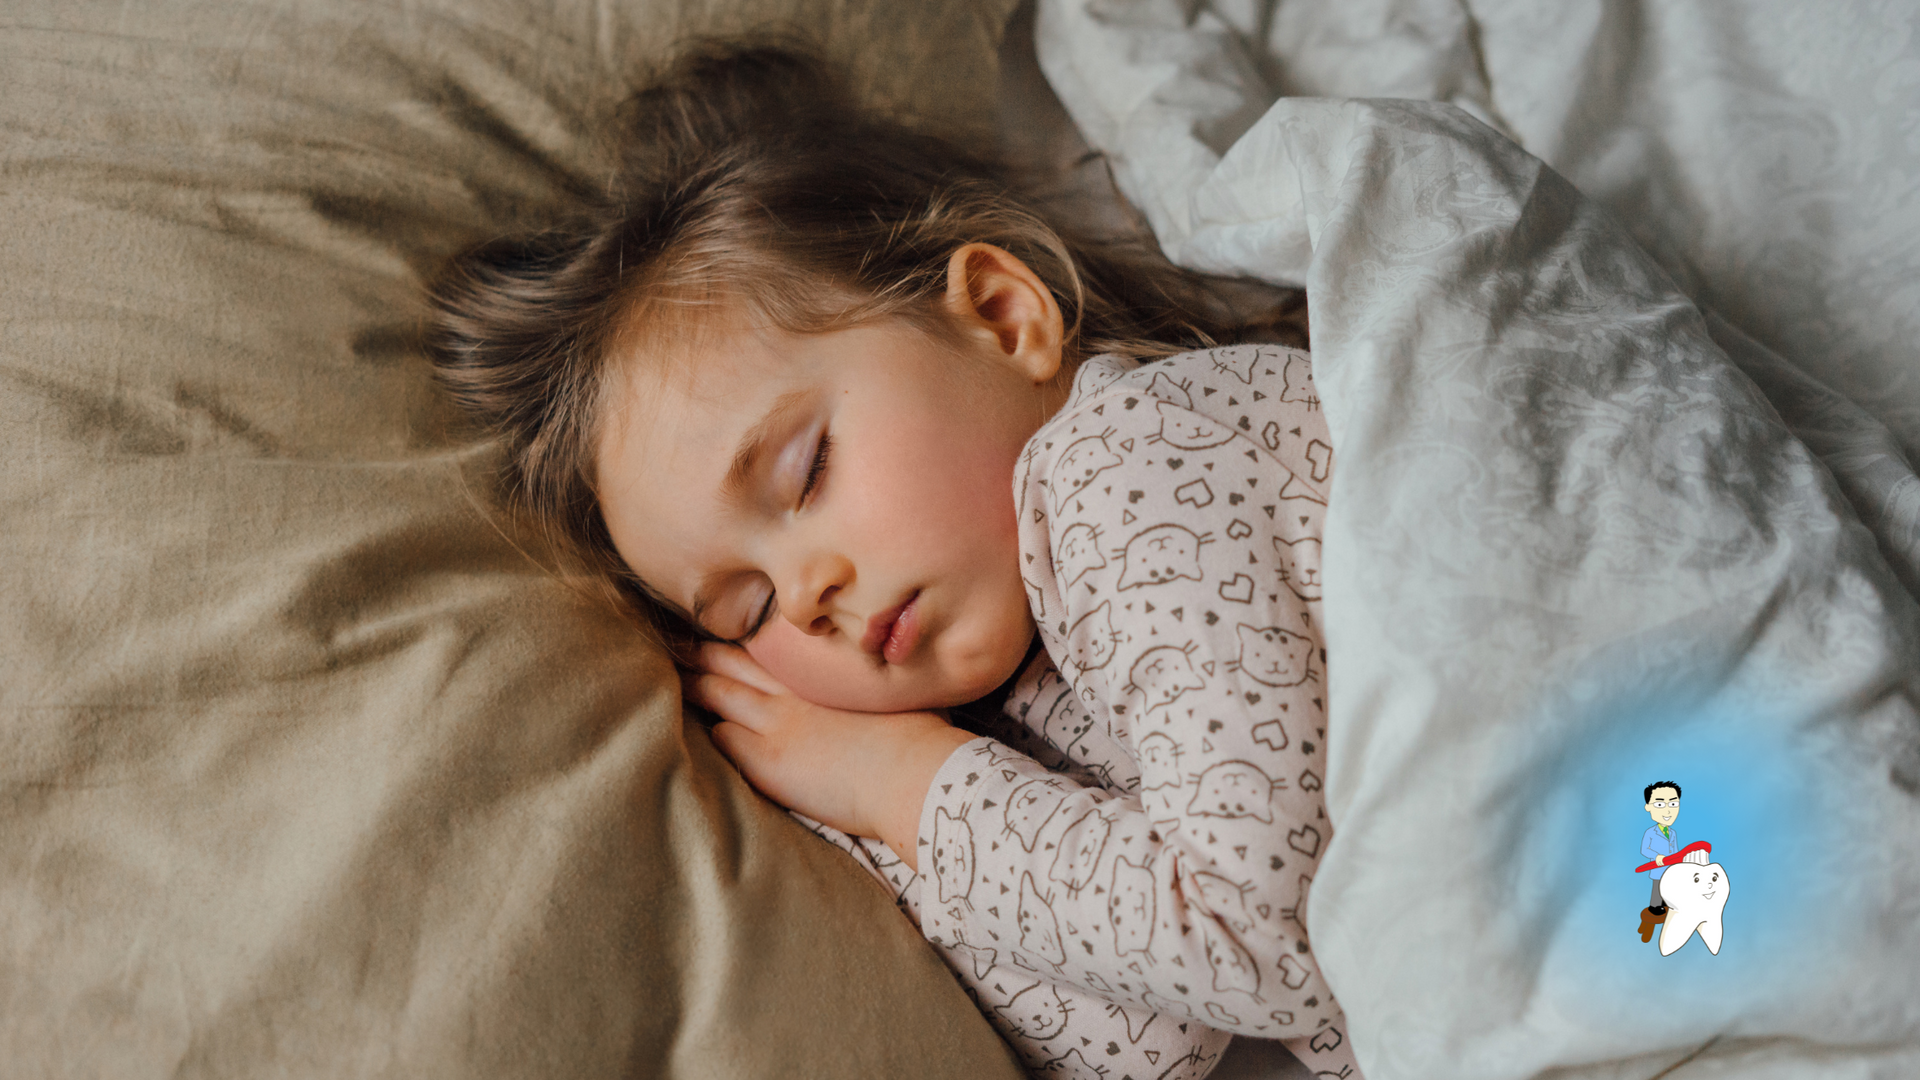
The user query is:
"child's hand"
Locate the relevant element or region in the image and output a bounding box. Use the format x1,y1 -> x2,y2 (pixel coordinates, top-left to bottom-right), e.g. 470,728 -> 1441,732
682,643 -> 974,871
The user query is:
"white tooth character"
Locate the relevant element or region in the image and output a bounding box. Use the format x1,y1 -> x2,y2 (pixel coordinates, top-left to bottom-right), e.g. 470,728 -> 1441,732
1657,860 -> 1730,956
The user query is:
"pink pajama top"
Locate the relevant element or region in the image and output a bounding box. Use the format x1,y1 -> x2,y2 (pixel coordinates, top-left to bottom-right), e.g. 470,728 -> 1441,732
797,345 -> 1359,1080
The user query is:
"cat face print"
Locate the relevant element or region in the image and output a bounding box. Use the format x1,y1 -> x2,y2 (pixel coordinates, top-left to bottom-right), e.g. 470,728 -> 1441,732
1279,352 -> 1319,407
1144,370 -> 1195,408
1187,760 -> 1278,823
1127,644 -> 1206,713
1274,535 -> 1322,601
1077,357 -> 1130,397
1200,917 -> 1262,996
1048,809 -> 1112,893
1191,870 -> 1255,935
1066,600 -> 1120,671
1209,345 -> 1265,385
947,931 -> 998,979
1004,780 -> 1065,851
1042,1047 -> 1104,1077
1117,524 -> 1208,590
1055,522 -> 1108,587
1235,623 -> 1314,687
1051,433 -> 1123,504
1155,400 -> 1236,449
930,807 -> 976,904
1108,856 -> 1157,957
1141,783 -> 1184,826
1136,731 -> 1182,775
993,980 -> 1071,1041
1017,872 -> 1068,966
1040,688 -> 1097,757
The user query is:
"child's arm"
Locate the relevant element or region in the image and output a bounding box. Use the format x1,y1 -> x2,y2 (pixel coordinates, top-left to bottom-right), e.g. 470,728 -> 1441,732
787,802 -> 1233,1080
686,648 -> 1243,1079
904,348 -> 1349,1045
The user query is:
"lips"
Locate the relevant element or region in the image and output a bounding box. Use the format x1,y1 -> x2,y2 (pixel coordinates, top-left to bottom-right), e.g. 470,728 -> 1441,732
862,591 -> 922,663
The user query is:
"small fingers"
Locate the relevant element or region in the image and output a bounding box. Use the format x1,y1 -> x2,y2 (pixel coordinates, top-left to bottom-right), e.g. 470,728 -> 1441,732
707,719 -> 764,767
681,669 -> 780,733
694,642 -> 790,696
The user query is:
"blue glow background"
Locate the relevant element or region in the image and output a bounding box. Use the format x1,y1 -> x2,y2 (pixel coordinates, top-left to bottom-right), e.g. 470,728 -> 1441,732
1507,689 -> 1850,1023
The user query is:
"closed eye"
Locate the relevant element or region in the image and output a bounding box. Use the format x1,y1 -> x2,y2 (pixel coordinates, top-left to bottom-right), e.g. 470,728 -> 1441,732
731,585 -> 776,643
800,431 -> 832,504
729,432 -> 831,644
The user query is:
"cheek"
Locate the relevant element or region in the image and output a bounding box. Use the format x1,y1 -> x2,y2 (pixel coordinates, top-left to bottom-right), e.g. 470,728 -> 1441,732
743,623 -> 901,712
856,427 -> 1020,552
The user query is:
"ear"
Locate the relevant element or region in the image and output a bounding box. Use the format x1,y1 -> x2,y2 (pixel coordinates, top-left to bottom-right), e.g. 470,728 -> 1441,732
942,243 -> 1065,383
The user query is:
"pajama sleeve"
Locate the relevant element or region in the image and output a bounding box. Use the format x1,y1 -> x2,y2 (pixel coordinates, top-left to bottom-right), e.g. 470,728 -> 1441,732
788,742 -> 1232,1079
915,346 -> 1351,1056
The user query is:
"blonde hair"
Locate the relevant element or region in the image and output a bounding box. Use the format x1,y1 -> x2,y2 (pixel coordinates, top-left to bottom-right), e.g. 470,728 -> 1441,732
426,42 -> 1303,638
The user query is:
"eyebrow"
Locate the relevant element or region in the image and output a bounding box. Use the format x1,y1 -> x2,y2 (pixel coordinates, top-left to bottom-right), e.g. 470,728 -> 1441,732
721,388 -> 815,507
689,388 -> 816,625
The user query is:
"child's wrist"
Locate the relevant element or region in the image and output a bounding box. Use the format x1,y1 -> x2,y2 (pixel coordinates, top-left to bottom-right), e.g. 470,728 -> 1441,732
873,719 -> 974,872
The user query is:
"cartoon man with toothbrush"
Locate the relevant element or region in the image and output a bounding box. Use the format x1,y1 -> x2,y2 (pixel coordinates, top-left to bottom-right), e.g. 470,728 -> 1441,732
1637,781 -> 1683,941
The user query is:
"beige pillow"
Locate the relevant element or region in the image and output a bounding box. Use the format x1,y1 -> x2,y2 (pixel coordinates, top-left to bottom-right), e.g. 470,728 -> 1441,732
0,1 -> 1025,1077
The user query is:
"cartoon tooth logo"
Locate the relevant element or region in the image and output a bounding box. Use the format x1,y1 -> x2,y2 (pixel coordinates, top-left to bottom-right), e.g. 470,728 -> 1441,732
1117,524 -> 1210,590
1658,855 -> 1730,956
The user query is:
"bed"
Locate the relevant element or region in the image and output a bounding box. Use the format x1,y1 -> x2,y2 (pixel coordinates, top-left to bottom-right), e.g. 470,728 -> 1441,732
1020,2 -> 1920,1077
4,1 -> 1917,1078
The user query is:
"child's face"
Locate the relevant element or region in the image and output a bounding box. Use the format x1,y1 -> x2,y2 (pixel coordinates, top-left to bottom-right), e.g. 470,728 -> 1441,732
596,302 -> 1065,713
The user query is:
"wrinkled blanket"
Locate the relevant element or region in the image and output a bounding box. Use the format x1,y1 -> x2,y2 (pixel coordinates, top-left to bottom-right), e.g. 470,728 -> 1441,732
1038,2 -> 1920,1077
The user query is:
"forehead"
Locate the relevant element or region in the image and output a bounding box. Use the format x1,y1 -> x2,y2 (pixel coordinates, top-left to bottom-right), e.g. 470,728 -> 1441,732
593,311 -> 805,588
607,301 -> 792,417
1649,787 -> 1679,800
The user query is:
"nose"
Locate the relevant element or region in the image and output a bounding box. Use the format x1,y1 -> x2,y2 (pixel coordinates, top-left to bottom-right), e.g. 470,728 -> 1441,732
776,550 -> 852,636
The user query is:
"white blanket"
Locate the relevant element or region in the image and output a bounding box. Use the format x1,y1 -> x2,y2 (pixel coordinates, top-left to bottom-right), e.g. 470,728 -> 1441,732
1037,2 -> 1920,1077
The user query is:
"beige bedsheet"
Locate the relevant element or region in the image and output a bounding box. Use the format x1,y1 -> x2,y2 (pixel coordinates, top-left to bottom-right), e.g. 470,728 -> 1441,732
0,2 -> 1027,1076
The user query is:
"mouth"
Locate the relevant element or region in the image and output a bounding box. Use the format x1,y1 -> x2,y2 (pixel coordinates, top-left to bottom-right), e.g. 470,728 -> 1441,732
862,591 -> 922,664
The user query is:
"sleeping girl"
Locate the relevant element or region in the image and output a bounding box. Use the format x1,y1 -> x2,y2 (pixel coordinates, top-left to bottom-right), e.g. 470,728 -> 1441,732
428,43 -> 1360,1080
